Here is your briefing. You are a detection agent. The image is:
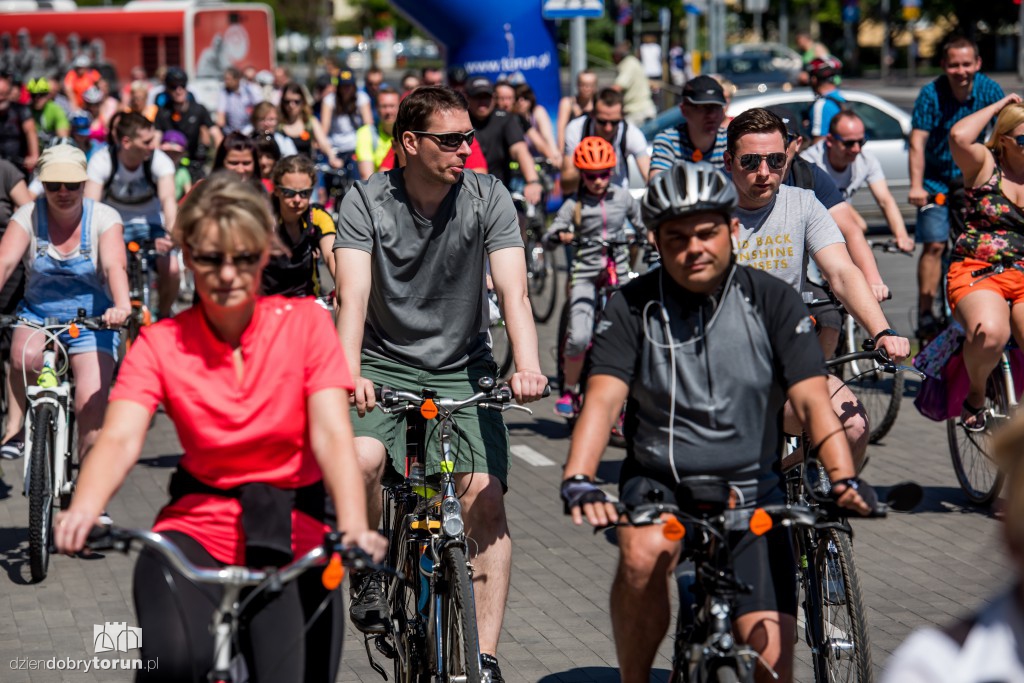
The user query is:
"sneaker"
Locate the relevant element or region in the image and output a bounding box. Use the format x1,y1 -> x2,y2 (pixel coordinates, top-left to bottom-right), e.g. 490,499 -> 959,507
0,430 -> 24,460
554,392 -> 578,419
480,653 -> 505,683
349,571 -> 389,634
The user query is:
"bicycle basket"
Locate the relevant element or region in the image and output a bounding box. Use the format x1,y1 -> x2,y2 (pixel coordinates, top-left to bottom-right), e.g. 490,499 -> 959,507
674,476 -> 732,517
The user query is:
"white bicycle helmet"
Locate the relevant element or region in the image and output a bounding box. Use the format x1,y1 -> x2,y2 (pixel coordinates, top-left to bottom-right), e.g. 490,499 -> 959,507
642,160 -> 738,231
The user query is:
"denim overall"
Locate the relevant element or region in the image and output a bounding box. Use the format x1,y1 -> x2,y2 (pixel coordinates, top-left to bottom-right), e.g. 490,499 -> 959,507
18,197 -> 119,357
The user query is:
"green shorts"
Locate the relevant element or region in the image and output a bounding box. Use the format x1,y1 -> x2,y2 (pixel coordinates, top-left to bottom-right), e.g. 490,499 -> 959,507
352,354 -> 511,490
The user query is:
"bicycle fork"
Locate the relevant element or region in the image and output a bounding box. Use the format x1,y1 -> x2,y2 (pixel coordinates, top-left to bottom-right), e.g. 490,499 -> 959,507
22,349 -> 72,502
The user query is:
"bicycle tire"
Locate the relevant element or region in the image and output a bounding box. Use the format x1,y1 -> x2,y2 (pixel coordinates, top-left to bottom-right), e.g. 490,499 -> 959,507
809,528 -> 873,683
947,367 -> 1006,505
28,403 -> 57,583
60,404 -> 76,511
527,237 -> 559,324
387,498 -> 423,683
438,545 -> 482,683
711,665 -> 740,683
842,319 -> 903,443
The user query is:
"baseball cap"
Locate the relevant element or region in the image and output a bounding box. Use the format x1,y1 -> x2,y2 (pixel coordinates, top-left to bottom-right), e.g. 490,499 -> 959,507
160,129 -> 188,152
72,55 -> 91,69
337,70 -> 355,85
465,77 -> 494,97
71,111 -> 92,136
682,76 -> 726,106
82,87 -> 104,105
38,144 -> 88,183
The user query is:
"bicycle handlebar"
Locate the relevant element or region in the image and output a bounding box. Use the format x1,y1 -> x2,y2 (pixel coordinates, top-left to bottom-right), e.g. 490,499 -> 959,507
826,347 -> 925,379
374,379 -> 550,417
0,312 -> 118,331
85,526 -> 400,586
568,236 -> 638,249
869,240 -> 913,257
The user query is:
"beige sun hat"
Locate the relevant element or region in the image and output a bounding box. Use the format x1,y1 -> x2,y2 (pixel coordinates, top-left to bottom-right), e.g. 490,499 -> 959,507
37,145 -> 89,183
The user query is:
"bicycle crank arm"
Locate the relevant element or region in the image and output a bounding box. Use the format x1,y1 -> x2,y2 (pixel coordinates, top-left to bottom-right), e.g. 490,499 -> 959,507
363,634 -> 389,680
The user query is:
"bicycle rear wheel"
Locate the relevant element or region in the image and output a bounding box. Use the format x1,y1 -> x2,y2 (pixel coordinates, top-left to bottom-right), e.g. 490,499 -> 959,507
947,367 -> 1006,505
809,528 -> 873,683
842,319 -> 903,443
527,237 -> 558,324
28,404 -> 57,583
438,545 -> 482,683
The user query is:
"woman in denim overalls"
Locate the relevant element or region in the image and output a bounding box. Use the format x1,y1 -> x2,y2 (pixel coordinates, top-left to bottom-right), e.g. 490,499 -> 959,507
0,145 -> 130,460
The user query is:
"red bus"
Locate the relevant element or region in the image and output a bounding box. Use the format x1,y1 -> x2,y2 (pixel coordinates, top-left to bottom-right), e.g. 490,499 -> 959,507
1,0 -> 276,101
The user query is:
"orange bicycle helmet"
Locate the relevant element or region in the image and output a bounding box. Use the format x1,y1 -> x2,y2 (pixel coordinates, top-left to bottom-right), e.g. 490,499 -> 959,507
574,136 -> 616,171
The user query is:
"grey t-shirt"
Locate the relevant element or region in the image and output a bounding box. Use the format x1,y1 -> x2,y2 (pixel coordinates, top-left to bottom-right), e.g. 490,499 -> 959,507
800,140 -> 885,201
733,184 -> 844,293
334,169 -> 523,371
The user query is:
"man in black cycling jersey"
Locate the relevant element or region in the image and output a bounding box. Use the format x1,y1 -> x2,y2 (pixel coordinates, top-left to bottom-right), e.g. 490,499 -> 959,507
561,161 -> 873,683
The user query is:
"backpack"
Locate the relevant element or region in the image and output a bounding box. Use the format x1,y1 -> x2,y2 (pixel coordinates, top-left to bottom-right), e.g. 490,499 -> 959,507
804,92 -> 849,135
788,156 -> 817,192
102,147 -> 157,205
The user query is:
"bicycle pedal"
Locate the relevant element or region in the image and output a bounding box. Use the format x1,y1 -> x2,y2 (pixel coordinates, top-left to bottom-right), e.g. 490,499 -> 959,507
373,634 -> 397,660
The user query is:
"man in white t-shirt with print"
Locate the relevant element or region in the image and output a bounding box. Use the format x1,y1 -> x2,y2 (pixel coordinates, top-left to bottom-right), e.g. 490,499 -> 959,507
84,111 -> 180,319
561,88 -> 649,195
801,110 -> 913,251
725,107 -> 910,472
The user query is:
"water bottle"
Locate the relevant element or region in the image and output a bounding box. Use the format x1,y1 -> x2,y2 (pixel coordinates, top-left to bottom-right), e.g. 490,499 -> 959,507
409,462 -> 425,488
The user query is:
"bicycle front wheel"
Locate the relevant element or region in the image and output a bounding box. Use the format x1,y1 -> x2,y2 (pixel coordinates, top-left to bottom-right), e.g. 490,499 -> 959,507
842,319 -> 903,443
810,528 -> 872,683
439,545 -> 483,683
947,367 -> 1006,505
528,240 -> 559,324
388,504 -> 424,683
28,404 -> 57,582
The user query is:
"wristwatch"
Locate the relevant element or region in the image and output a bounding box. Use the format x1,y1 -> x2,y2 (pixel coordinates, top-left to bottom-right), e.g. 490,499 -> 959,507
872,328 -> 898,344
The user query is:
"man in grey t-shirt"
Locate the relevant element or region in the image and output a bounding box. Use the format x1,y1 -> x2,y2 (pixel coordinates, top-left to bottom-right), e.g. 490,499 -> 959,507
334,86 -> 548,681
725,107 -> 910,471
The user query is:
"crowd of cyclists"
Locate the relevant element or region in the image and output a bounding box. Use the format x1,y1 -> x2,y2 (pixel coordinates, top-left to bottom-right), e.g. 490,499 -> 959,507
0,29 -> 1021,682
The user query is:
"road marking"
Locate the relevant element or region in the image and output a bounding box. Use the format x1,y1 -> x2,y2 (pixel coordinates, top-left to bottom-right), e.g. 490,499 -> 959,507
510,444 -> 556,467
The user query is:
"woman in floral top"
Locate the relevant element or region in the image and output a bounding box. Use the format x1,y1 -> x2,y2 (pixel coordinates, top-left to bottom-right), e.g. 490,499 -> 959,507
949,92 -> 1024,430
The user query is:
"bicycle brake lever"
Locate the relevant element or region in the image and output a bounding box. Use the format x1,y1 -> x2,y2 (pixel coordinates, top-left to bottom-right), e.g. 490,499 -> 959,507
896,365 -> 926,379
503,404 -> 533,415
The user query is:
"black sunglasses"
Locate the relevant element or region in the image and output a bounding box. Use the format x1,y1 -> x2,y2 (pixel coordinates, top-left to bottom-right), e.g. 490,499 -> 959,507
594,117 -> 621,127
738,153 -> 788,172
43,181 -> 83,192
191,252 -> 262,269
410,130 -> 476,149
278,187 -> 314,199
833,135 -> 867,149
583,170 -> 612,180
1012,134 -> 1024,148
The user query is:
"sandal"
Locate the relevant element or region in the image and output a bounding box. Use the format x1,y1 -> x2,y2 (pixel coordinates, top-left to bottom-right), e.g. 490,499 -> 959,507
961,399 -> 988,433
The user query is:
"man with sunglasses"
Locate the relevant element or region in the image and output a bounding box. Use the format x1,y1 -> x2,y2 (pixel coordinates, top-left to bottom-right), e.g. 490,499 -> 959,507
802,111 -> 913,252
334,86 -> 548,683
650,75 -> 729,174
727,108 -> 910,471
561,87 -> 650,195
909,36 -> 1004,342
465,76 -> 544,208
154,68 -> 222,182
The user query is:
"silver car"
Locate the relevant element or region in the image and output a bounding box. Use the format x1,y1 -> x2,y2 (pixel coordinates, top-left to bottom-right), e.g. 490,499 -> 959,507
639,90 -> 913,227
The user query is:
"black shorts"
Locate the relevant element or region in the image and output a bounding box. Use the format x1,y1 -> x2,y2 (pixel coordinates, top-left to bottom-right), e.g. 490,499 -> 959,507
805,281 -> 842,332
619,464 -> 797,618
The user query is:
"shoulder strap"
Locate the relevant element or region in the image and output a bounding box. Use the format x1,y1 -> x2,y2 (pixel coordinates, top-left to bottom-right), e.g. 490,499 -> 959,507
143,155 -> 155,190
573,196 -> 582,232
790,157 -> 816,191
102,148 -> 118,198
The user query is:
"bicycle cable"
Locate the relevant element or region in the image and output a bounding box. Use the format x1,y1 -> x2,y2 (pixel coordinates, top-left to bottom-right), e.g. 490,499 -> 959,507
21,323 -> 73,388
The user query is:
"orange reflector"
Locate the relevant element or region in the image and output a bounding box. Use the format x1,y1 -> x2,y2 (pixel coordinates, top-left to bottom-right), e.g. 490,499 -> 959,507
750,508 -> 773,536
128,241 -> 140,253
691,148 -> 703,162
321,553 -> 344,590
935,193 -> 946,206
420,398 -> 438,420
69,323 -> 80,339
662,517 -> 686,542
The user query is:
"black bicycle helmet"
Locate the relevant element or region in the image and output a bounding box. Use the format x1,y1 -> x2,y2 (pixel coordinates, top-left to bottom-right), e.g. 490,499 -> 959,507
642,161 -> 738,231
164,66 -> 188,88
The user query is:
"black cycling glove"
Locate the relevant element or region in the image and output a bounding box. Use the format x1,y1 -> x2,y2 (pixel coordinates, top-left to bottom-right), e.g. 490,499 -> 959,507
560,475 -> 609,515
830,477 -> 879,513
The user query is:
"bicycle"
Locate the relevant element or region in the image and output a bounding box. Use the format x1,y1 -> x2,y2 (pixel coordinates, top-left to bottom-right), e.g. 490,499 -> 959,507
315,163 -> 355,227
0,310 -> 113,582
125,237 -> 159,346
784,347 -> 922,683
509,159 -> 560,324
612,474 -> 921,683
944,261 -> 1022,505
365,378 -> 540,683
86,526 -> 398,683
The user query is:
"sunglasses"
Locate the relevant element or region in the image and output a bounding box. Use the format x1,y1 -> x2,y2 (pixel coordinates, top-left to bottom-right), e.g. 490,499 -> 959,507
191,252 -> 262,269
278,187 -> 314,199
594,117 -> 621,127
283,98 -> 303,105
168,84 -> 187,91
738,152 -> 788,172
43,181 -> 83,192
411,130 -> 476,149
583,170 -> 612,181
1013,134 -> 1024,148
833,136 -> 867,149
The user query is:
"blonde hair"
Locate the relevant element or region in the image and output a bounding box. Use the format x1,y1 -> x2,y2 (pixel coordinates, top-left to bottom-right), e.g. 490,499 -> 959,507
986,103 -> 1024,159
174,171 -> 272,254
